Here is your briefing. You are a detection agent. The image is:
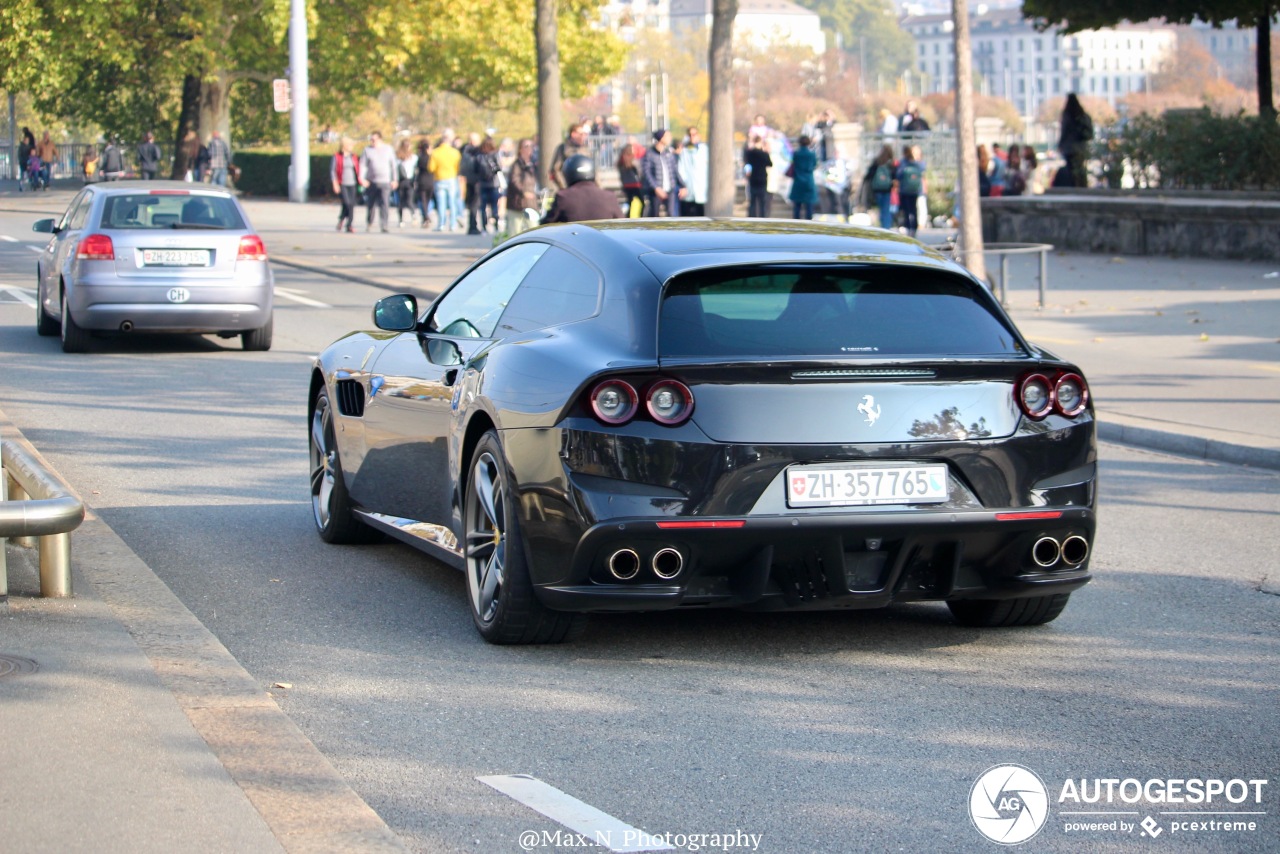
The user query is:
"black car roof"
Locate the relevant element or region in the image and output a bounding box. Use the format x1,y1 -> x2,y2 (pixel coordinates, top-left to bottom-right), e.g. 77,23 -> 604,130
538,218 -> 947,259
526,218 -> 968,285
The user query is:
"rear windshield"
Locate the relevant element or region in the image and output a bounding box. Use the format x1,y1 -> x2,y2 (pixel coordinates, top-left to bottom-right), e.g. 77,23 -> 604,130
99,194 -> 246,230
660,265 -> 1024,359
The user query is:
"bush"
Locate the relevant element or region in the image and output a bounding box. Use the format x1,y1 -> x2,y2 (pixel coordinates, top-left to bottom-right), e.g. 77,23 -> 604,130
232,152 -> 337,198
1105,110 -> 1280,191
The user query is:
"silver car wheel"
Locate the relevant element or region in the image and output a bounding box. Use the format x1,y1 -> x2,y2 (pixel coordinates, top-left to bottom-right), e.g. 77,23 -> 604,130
310,395 -> 337,531
465,450 -> 506,626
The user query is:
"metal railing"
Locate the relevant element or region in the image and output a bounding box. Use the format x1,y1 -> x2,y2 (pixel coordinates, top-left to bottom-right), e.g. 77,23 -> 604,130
2,142 -> 173,183
952,242 -> 1054,308
1,440 -> 85,599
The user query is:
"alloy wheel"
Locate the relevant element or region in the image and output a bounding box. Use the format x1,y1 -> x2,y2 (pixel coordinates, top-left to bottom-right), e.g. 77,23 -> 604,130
466,450 -> 506,625
310,395 -> 337,531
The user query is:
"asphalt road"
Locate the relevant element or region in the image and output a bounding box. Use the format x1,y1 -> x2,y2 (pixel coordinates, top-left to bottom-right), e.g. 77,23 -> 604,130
1,206 -> 1278,853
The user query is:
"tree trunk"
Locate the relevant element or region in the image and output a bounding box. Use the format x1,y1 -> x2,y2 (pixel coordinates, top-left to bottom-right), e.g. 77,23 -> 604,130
1258,9 -> 1275,119
535,0 -> 561,190
170,73 -> 202,180
707,0 -> 738,217
198,71 -> 233,150
952,0 -> 985,281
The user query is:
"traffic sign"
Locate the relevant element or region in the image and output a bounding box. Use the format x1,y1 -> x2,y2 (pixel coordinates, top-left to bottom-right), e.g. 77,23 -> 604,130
273,78 -> 291,112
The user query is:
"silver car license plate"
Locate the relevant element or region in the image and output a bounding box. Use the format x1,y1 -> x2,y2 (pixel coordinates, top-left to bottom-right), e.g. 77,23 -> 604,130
786,463 -> 948,507
142,249 -> 210,267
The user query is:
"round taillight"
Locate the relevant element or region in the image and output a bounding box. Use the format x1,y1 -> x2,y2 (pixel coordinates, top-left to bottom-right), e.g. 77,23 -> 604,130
1018,373 -> 1053,419
645,380 -> 694,425
1054,373 -> 1088,417
589,380 -> 638,425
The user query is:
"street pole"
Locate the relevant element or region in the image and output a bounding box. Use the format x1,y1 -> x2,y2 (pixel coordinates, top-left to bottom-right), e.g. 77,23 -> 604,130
953,0 -> 985,281
288,0 -> 310,203
7,93 -> 16,183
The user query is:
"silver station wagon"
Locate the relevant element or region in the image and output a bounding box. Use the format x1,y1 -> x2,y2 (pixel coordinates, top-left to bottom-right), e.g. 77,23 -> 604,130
33,181 -> 274,352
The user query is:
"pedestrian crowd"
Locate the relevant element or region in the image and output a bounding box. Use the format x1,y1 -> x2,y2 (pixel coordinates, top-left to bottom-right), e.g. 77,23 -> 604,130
15,125 -> 239,190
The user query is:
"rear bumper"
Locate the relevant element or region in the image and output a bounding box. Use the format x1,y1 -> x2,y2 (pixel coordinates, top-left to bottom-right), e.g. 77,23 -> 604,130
535,507 -> 1095,613
67,268 -> 273,332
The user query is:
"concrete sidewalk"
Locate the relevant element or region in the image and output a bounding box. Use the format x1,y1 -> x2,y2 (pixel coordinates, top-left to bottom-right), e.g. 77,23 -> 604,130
0,184 -> 1276,852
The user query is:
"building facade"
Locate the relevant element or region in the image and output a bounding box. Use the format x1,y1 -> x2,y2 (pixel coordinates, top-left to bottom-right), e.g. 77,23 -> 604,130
902,5 -> 1178,117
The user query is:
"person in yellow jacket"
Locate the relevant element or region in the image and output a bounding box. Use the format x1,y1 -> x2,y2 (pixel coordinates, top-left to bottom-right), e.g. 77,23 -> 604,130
428,130 -> 462,232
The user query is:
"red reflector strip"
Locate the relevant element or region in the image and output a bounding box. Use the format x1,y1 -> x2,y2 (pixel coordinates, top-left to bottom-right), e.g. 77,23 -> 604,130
655,520 -> 746,529
995,511 -> 1064,521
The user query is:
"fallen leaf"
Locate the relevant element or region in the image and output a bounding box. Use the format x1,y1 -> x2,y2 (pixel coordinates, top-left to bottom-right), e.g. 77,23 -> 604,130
1109,257 -> 1125,263
1154,311 -> 1164,317
1092,337 -> 1104,343
273,682 -> 293,690
1199,333 -> 1210,341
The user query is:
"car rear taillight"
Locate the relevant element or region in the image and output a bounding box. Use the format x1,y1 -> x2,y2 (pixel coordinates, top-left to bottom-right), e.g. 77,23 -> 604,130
1016,373 -> 1053,420
76,234 -> 114,260
1054,373 -> 1089,417
645,380 -> 694,425
1016,371 -> 1090,420
237,235 -> 268,261
590,380 -> 639,425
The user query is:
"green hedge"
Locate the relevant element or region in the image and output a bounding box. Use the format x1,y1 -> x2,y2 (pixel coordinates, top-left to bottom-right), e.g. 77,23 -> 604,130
232,152 -> 336,198
1104,110 -> 1280,191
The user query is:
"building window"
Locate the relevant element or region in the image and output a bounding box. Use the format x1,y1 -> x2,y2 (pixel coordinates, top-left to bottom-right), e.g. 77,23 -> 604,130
1017,38 -> 1024,52
1036,58 -> 1043,71
1101,77 -> 1108,92
1017,58 -> 1024,72
1053,78 -> 1061,93
1018,79 -> 1025,93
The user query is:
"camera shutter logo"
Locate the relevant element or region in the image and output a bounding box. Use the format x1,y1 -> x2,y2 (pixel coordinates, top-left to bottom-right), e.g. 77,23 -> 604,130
969,764 -> 1050,845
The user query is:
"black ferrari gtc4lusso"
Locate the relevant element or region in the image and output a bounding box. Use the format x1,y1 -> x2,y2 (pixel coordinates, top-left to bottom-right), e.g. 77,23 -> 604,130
310,220 -> 1095,643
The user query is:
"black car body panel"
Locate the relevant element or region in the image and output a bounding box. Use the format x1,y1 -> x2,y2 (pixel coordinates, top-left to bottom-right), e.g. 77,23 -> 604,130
311,220 -> 1097,630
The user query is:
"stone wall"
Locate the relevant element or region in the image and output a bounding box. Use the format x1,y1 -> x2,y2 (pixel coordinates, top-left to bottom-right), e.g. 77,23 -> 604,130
980,194 -> 1280,261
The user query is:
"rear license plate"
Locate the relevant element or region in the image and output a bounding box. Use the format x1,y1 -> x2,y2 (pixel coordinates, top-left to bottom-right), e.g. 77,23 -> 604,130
786,463 -> 948,507
141,249 -> 210,267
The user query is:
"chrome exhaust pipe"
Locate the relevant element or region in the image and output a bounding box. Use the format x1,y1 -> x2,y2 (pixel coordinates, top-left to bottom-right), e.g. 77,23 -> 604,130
651,547 -> 684,580
120,320 -> 133,332
1060,535 -> 1089,567
1031,536 -> 1061,568
607,548 -> 640,581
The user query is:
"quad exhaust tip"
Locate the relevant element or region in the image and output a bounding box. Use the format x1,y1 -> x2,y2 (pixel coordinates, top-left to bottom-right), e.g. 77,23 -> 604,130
607,549 -> 640,581
651,548 -> 684,580
1031,536 -> 1061,568
1060,535 -> 1089,567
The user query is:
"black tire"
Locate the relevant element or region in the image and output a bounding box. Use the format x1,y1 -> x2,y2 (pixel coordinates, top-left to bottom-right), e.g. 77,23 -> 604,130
464,430 -> 586,644
60,289 -> 91,353
36,283 -> 58,336
947,593 -> 1072,627
310,386 -> 379,544
242,316 -> 273,351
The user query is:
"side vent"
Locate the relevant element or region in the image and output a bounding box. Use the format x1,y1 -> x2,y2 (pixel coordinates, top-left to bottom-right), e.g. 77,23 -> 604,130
335,380 -> 366,417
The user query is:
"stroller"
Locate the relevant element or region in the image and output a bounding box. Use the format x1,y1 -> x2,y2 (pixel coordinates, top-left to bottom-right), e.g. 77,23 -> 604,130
27,153 -> 44,190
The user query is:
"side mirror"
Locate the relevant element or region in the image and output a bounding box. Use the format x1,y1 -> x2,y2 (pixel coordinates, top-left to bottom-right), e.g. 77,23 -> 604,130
372,294 -> 418,331
32,218 -> 56,234
427,338 -> 462,367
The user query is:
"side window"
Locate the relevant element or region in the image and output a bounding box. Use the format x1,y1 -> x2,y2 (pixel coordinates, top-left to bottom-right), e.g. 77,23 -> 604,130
58,191 -> 88,231
68,193 -> 94,231
428,243 -> 549,338
496,247 -> 601,335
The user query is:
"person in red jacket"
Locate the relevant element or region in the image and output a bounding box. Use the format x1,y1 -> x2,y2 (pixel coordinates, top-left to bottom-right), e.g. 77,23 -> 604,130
330,138 -> 361,233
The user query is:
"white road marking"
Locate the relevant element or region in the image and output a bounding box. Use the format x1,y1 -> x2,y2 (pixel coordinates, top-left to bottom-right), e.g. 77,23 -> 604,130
478,775 -> 674,853
1,235 -> 18,243
28,246 -> 43,254
275,286 -> 332,308
2,287 -> 38,307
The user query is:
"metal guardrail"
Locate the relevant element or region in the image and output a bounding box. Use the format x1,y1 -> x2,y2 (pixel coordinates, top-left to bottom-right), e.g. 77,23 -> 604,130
1,440 -> 85,600
953,242 -> 1053,308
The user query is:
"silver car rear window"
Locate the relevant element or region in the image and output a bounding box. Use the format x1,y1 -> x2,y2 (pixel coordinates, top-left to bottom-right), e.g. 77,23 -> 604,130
660,265 -> 1025,359
99,193 -> 246,230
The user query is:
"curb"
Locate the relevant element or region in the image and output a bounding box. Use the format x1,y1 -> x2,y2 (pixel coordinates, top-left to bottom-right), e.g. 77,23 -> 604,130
1097,419 -> 1280,472
0,408 -> 409,853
